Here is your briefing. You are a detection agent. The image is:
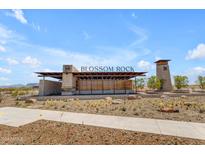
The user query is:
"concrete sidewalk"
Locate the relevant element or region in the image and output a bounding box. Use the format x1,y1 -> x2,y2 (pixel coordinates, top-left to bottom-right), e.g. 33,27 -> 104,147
0,107 -> 205,140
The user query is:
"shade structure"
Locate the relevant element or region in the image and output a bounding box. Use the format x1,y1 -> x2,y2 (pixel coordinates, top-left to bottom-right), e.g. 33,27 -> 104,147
36,71 -> 146,80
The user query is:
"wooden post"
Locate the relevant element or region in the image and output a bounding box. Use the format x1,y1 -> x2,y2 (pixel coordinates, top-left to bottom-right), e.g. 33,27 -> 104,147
102,77 -> 104,94
91,77 -> 93,94
124,78 -> 127,94
135,77 -> 137,94
77,78 -> 80,94
43,76 -> 45,96
113,78 -> 116,94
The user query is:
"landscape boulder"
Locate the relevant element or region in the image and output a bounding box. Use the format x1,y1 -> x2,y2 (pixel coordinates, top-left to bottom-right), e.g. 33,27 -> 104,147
127,95 -> 137,100
112,99 -> 123,104
181,95 -> 187,98
160,95 -> 169,99
25,98 -> 37,104
159,107 -> 179,113
137,96 -> 143,99
105,97 -> 112,101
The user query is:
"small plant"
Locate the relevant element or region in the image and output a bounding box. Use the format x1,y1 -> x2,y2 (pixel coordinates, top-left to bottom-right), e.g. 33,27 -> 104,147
45,100 -> 56,107
0,94 -> 2,103
174,75 -> 189,89
96,108 -> 99,113
199,104 -> 205,113
159,102 -> 165,109
120,107 -> 126,112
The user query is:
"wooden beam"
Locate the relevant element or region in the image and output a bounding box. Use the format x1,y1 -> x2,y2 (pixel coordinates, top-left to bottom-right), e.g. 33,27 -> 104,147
102,77 -> 104,94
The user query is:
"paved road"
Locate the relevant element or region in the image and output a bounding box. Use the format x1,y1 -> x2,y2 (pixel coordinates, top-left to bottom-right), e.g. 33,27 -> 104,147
0,107 -> 205,140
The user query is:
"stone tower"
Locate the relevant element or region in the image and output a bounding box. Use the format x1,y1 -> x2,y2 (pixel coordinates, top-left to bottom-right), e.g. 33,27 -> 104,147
61,65 -> 78,95
155,60 -> 172,91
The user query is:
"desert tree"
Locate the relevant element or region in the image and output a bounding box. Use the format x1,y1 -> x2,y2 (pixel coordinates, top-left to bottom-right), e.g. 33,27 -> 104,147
135,78 -> 145,89
174,75 -> 189,89
197,76 -> 205,89
147,76 -> 161,90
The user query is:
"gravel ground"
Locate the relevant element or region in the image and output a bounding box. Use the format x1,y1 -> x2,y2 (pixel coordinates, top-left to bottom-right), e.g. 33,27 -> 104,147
1,93 -> 205,123
0,120 -> 204,145
15,96 -> 205,123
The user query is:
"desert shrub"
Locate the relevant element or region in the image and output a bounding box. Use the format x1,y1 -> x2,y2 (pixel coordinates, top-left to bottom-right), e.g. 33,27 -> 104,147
174,75 -> 189,89
199,104 -> 205,113
197,76 -> 205,89
45,100 -> 56,107
11,90 -> 18,97
15,101 -> 27,107
11,88 -> 31,97
135,78 -> 145,89
120,107 -> 127,112
147,76 -> 161,90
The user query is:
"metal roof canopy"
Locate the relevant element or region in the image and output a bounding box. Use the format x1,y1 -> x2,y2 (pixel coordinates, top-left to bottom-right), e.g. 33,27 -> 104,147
36,71 -> 146,80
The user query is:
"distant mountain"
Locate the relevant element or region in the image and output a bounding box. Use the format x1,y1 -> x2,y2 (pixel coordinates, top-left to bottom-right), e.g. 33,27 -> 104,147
0,83 -> 38,88
26,83 -> 39,87
0,84 -> 25,88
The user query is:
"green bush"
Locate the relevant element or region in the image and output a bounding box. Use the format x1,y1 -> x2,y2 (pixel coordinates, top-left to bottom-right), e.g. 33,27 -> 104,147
174,75 -> 189,89
147,76 -> 161,90
135,78 -> 145,89
197,76 -> 205,89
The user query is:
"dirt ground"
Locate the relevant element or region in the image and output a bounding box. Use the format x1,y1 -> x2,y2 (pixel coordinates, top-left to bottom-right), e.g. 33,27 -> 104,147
11,96 -> 205,123
1,91 -> 205,144
1,91 -> 205,123
0,120 -> 204,145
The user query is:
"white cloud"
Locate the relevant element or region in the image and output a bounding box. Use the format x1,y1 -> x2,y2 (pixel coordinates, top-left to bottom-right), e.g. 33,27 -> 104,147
0,67 -> 11,74
44,48 -> 67,57
155,56 -> 161,61
192,66 -> 205,74
0,24 -> 12,40
6,58 -> 19,65
131,12 -> 138,19
0,77 -> 8,81
44,46 -> 138,68
185,66 -> 205,84
137,60 -> 154,71
0,24 -> 25,46
22,56 -> 41,68
82,31 -> 91,40
129,25 -> 148,47
31,22 -> 41,32
42,68 -> 55,72
8,9 -> 28,24
186,43 -> 205,60
0,45 -> 6,52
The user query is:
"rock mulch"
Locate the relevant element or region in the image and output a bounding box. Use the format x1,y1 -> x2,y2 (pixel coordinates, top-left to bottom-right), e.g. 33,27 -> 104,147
0,120 -> 204,145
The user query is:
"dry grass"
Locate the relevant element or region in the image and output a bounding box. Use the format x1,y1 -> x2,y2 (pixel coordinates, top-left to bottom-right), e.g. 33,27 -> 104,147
1,88 -> 205,123
12,96 -> 205,123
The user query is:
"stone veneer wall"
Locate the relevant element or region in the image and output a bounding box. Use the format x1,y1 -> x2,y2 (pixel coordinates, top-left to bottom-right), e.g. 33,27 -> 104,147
39,80 -> 62,96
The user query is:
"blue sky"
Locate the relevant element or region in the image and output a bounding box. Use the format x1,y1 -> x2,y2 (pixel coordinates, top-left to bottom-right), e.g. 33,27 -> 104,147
0,9 -> 205,85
